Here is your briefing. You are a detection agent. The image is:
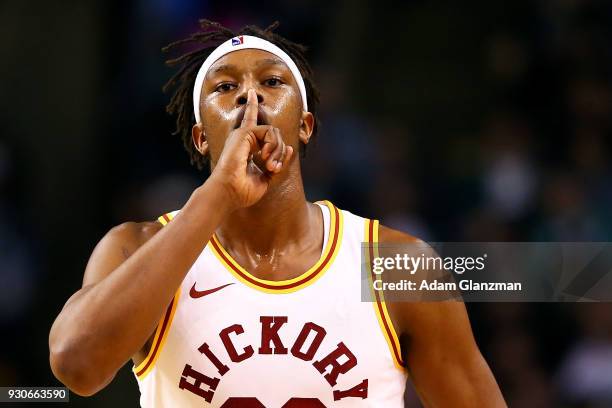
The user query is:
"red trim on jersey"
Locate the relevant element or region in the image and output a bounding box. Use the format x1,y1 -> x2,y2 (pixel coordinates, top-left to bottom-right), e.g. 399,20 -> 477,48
162,213 -> 171,223
369,220 -> 405,367
136,296 -> 175,377
211,204 -> 340,291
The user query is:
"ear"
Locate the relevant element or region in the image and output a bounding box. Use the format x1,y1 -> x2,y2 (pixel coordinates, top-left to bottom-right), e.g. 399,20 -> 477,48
192,123 -> 209,156
298,111 -> 315,145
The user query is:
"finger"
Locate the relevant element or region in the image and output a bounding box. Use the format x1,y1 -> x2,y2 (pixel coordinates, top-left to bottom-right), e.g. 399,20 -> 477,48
266,130 -> 285,172
262,133 -> 279,164
240,89 -> 258,128
260,138 -> 273,161
273,144 -> 293,173
249,125 -> 278,143
284,145 -> 294,165
273,145 -> 286,173
241,131 -> 259,159
275,128 -> 287,164
271,144 -> 294,173
256,126 -> 278,159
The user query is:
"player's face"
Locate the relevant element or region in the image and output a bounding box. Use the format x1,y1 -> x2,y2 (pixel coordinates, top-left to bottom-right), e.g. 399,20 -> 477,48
196,49 -> 309,168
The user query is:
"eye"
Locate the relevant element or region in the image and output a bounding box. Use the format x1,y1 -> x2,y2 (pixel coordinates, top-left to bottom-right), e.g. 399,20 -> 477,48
263,77 -> 283,87
215,82 -> 236,93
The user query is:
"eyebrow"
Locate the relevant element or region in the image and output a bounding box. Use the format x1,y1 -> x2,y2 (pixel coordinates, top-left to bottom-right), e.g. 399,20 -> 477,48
255,58 -> 285,68
210,64 -> 235,74
209,58 -> 286,75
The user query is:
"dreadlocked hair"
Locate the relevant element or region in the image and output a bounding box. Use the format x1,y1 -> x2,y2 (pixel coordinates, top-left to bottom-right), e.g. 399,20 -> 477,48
162,19 -> 320,170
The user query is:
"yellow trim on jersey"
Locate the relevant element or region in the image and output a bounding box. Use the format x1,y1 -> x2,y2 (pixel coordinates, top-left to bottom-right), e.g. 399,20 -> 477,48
133,288 -> 181,380
134,210 -> 181,380
157,211 -> 177,226
209,200 -> 343,294
365,219 -> 405,370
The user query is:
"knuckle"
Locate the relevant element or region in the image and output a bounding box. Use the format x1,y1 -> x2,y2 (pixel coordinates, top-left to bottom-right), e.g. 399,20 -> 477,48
240,131 -> 254,144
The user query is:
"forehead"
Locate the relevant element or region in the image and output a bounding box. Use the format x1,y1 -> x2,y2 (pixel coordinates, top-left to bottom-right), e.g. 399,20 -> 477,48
206,49 -> 289,78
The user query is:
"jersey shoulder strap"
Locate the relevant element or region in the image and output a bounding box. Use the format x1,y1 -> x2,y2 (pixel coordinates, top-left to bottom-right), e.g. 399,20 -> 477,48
157,210 -> 180,226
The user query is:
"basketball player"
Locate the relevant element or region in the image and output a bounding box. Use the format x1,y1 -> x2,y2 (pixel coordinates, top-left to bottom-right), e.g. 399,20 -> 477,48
49,21 -> 506,407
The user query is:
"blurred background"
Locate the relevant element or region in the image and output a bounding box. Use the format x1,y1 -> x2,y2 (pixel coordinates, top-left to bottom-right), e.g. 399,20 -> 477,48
1,0 -> 612,407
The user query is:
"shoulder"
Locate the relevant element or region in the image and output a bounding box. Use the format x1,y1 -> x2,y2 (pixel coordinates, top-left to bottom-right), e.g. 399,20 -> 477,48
377,223 -> 435,257
95,221 -> 163,260
375,223 -> 450,338
82,221 -> 163,287
378,224 -> 421,245
101,220 -> 164,260
106,221 -> 163,249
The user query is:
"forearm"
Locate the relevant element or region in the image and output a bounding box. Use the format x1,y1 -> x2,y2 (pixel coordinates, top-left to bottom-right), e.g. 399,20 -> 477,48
49,179 -> 232,394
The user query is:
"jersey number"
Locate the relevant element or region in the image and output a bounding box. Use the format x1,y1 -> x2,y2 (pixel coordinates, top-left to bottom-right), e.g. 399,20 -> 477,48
221,397 -> 326,407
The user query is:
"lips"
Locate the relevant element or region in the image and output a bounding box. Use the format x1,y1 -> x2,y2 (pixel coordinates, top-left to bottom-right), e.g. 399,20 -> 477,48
233,108 -> 269,129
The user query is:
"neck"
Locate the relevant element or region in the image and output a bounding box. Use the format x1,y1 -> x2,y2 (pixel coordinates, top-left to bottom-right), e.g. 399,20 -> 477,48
215,167 -> 318,255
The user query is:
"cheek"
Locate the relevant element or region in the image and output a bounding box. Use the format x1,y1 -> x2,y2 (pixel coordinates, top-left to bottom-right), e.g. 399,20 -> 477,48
269,89 -> 303,134
202,98 -> 236,123
201,99 -> 240,158
268,89 -> 295,116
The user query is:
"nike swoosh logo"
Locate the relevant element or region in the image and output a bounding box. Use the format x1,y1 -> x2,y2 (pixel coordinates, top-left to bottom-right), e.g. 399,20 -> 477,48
189,282 -> 234,299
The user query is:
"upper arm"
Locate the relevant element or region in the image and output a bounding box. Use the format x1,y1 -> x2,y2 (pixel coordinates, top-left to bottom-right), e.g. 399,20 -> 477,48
81,221 -> 162,288
378,224 -> 506,407
73,221 -> 163,365
401,302 -> 505,407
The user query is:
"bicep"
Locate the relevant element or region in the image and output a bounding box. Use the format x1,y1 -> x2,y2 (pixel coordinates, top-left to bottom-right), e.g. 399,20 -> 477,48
376,224 -> 505,405
61,222 -> 159,311
404,302 -> 506,407
82,221 -> 160,287
82,225 -> 134,288
66,222 -> 161,364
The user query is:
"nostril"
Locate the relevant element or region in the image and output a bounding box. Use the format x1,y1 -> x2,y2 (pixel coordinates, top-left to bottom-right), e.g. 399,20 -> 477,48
257,94 -> 263,103
237,96 -> 247,105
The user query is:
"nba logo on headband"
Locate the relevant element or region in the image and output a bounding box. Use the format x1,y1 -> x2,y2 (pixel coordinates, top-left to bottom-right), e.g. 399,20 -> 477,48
231,36 -> 244,46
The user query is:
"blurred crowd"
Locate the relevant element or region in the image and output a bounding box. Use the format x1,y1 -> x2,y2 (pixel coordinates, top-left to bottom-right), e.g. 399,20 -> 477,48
1,0 -> 611,406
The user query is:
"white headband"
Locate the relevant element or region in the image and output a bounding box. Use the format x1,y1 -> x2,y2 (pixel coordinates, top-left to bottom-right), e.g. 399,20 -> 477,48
192,35 -> 308,123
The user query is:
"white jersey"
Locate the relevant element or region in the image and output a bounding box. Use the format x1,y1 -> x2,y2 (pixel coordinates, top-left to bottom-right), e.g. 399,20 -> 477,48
133,201 -> 407,407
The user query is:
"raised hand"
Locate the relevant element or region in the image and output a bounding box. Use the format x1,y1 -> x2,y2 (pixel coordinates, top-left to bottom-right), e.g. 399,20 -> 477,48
209,89 -> 294,210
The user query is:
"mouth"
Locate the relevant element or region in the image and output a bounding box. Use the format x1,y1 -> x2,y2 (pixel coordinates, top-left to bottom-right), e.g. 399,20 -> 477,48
233,108 -> 269,129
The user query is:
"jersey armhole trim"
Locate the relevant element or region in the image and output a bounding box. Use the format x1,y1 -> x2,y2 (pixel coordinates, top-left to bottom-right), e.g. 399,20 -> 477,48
365,218 -> 405,370
157,211 -> 178,226
133,288 -> 181,379
133,210 -> 181,380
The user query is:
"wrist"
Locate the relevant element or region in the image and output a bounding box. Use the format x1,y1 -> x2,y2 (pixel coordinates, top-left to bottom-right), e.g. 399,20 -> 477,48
193,176 -> 238,217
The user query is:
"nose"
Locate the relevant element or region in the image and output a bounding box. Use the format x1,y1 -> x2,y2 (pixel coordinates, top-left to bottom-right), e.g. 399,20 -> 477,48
236,86 -> 263,106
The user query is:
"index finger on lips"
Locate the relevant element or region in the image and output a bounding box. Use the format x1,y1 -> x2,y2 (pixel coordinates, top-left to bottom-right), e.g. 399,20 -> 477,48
241,89 -> 258,128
